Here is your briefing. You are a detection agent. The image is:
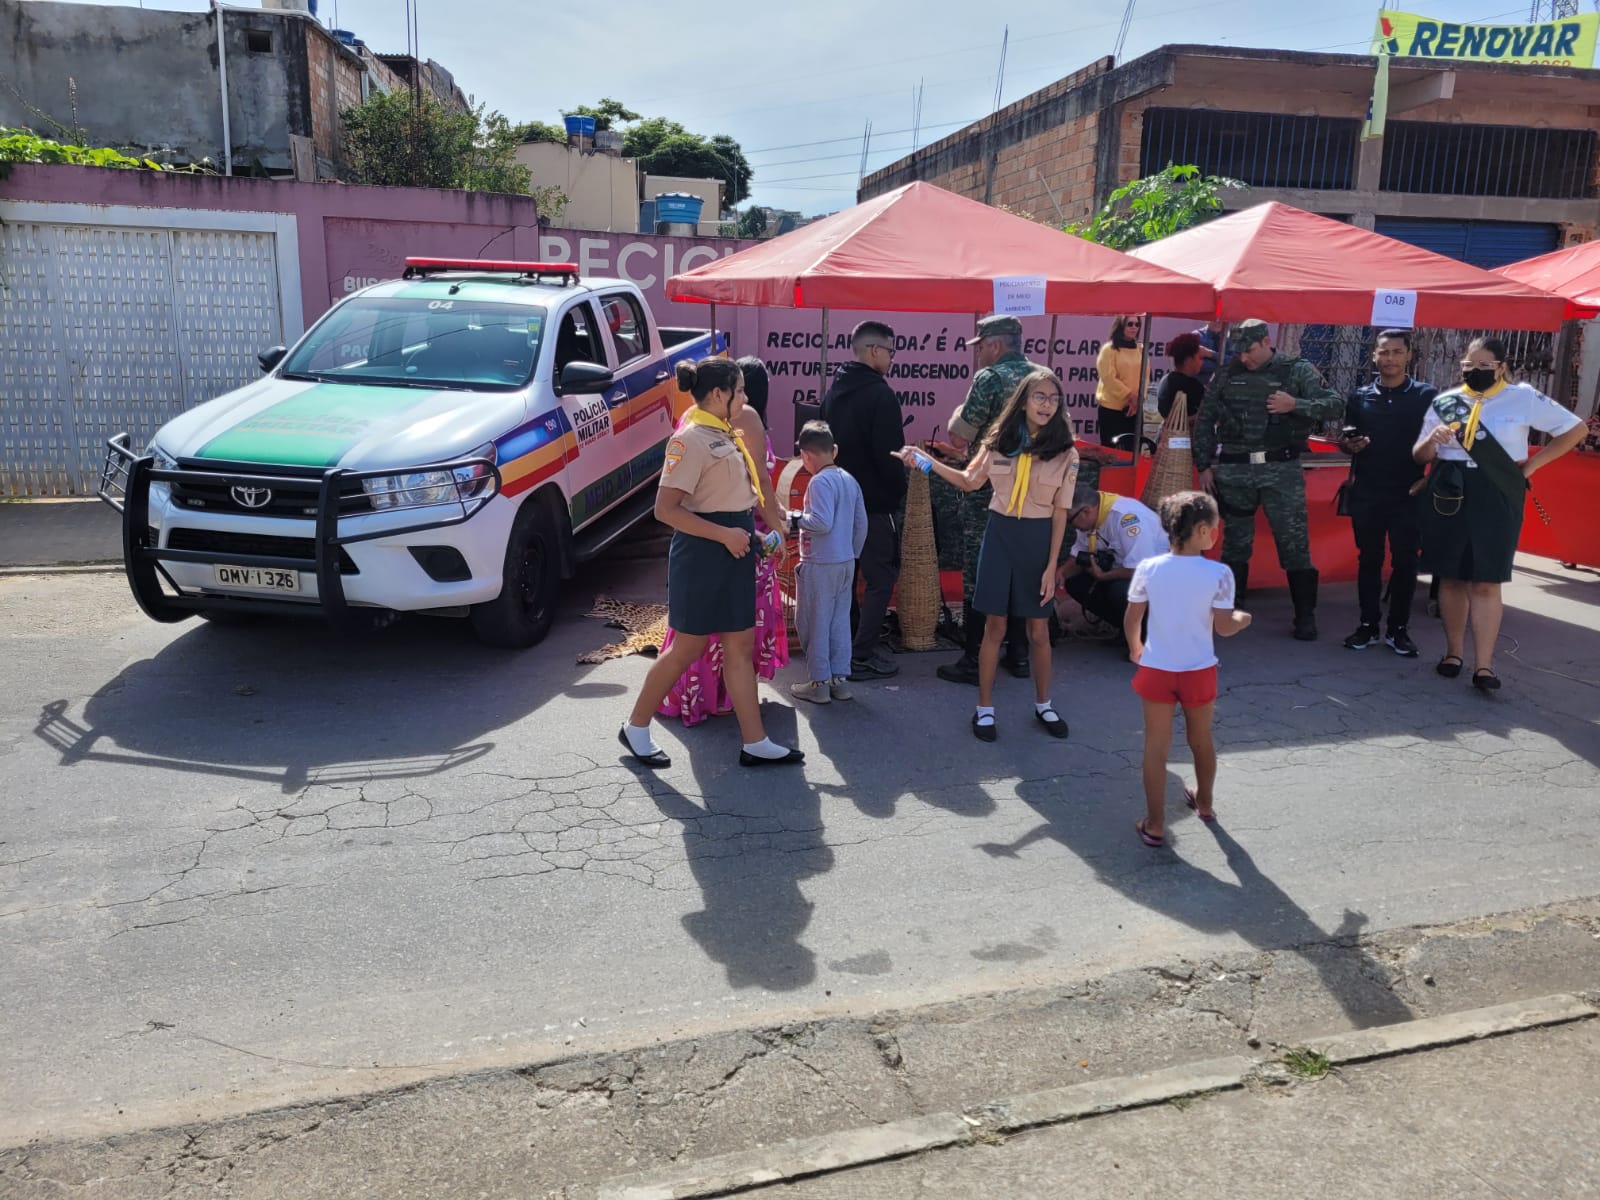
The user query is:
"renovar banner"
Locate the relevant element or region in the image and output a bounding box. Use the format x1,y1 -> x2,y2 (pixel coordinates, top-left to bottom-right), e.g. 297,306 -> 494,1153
1374,9 -> 1598,66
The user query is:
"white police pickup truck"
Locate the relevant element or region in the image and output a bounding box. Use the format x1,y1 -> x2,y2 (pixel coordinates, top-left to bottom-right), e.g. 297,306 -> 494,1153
99,257 -> 721,647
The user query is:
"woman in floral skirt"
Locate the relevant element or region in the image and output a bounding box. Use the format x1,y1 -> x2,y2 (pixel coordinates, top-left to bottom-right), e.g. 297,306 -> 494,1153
659,357 -> 790,725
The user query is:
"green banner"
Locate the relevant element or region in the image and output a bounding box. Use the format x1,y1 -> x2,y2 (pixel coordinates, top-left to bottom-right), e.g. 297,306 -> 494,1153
1375,9 -> 1598,66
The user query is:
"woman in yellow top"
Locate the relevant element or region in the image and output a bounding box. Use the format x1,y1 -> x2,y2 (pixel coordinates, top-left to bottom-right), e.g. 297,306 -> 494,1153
1095,314 -> 1144,450
619,357 -> 804,769
898,368 -> 1079,742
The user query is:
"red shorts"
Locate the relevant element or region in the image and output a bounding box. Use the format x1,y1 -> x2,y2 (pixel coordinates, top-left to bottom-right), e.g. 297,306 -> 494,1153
1132,665 -> 1218,707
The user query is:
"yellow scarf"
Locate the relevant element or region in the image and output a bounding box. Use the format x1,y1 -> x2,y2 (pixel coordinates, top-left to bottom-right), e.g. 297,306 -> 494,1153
684,406 -> 763,500
1005,453 -> 1033,515
1088,491 -> 1121,551
1457,378 -> 1506,449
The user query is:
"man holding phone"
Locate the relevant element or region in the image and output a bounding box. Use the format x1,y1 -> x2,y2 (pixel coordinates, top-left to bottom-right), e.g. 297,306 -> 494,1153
1337,329 -> 1437,656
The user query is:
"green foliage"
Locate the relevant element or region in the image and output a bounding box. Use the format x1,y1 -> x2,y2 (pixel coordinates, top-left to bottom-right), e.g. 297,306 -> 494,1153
0,126 -> 190,176
1282,1048 -> 1334,1079
342,92 -> 531,194
736,206 -> 768,238
621,115 -> 687,159
513,120 -> 566,145
1064,163 -> 1245,250
566,98 -> 640,132
530,184 -> 569,225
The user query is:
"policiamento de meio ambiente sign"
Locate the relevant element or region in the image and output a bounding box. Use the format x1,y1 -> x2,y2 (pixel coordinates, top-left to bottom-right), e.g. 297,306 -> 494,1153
1375,9 -> 1597,67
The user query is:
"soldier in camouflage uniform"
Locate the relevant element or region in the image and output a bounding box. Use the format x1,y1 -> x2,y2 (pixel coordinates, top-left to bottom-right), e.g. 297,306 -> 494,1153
1193,319 -> 1344,640
936,315 -> 1044,684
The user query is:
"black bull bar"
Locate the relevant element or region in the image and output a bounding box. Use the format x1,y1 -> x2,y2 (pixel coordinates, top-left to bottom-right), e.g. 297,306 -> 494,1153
97,433 -> 501,629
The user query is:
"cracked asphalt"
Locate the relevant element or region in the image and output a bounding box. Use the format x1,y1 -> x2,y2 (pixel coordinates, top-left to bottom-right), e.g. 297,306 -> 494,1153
1,553 -> 1597,1150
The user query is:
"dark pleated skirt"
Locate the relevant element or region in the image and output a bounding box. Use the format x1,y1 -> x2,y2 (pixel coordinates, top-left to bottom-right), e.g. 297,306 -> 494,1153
973,512 -> 1053,619
668,511 -> 757,635
1419,463 -> 1522,584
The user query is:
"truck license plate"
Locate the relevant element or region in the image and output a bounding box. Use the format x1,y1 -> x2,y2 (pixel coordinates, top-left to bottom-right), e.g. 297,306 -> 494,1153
212,566 -> 300,593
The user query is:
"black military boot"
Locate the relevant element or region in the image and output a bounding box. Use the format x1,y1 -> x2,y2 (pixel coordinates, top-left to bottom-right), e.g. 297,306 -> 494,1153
1227,561 -> 1249,607
936,601 -> 982,684
1002,616 -> 1030,678
1287,568 -> 1319,641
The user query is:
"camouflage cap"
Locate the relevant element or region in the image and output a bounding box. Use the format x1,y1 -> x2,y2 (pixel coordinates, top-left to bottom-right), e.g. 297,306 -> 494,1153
1230,319 -> 1271,354
974,314 -> 1023,339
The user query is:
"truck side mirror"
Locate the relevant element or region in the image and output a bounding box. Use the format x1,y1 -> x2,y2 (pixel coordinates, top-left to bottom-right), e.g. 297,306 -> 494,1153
558,361 -> 615,394
258,345 -> 288,373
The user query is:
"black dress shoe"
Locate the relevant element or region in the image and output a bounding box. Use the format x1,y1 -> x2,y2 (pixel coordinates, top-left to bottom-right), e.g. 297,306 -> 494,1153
937,656 -> 981,685
972,713 -> 997,742
617,726 -> 671,769
738,746 -> 805,767
1035,709 -> 1069,739
1002,656 -> 1031,679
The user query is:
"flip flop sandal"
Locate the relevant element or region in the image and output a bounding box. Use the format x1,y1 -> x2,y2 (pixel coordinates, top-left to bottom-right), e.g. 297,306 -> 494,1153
1184,787 -> 1217,823
1136,818 -> 1164,847
1436,655 -> 1464,678
1472,669 -> 1502,692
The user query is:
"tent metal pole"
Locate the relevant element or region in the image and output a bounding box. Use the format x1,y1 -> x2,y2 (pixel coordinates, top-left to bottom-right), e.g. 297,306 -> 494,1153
819,308 -> 829,392
709,302 -> 718,355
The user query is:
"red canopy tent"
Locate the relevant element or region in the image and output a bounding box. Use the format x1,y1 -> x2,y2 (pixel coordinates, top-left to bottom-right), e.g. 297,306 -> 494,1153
1492,241 -> 1600,320
1129,201 -> 1569,331
665,180 -> 1215,315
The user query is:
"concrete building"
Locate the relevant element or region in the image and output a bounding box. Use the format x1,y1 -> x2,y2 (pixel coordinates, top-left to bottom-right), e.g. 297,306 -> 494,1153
861,45 -> 1600,267
0,0 -> 465,179
513,141 -> 639,232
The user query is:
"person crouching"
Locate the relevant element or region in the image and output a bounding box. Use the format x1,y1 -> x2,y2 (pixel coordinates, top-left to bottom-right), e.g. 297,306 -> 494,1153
897,368 -> 1078,741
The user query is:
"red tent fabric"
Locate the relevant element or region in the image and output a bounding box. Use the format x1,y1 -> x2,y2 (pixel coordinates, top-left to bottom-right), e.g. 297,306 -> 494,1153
1493,242 -> 1600,320
1128,202 -> 1569,332
665,181 -> 1215,316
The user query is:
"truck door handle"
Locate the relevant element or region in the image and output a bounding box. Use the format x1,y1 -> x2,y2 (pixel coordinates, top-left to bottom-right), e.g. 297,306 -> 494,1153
655,370 -> 671,382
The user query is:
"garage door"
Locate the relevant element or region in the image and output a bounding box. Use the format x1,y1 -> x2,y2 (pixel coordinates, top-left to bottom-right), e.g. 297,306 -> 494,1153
1373,218 -> 1560,271
0,221 -> 284,495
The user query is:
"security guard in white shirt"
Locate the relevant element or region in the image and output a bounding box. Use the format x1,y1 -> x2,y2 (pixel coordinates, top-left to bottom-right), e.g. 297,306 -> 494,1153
1060,484 -> 1169,637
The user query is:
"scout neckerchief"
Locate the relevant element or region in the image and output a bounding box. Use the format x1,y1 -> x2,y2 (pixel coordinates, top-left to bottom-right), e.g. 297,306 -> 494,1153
1088,491 -> 1121,552
1430,380 -> 1551,525
1003,429 -> 1036,515
684,406 -> 763,500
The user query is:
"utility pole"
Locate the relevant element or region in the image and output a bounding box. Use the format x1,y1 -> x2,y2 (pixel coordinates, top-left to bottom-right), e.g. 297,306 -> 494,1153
991,27 -> 1009,114
1526,0 -> 1580,18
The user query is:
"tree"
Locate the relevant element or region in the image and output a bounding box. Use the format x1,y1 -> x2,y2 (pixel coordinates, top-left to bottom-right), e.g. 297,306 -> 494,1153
1063,163 -> 1245,250
512,120 -> 566,145
621,116 -> 687,159
567,98 -> 639,132
735,206 -> 768,238
708,134 -> 753,208
343,91 -> 531,194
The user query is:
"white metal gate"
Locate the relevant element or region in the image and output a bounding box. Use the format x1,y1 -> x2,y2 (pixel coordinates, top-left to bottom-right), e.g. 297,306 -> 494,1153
0,205 -> 299,495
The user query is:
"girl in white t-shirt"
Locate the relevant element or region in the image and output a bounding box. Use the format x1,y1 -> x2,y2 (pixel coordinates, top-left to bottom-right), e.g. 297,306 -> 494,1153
1124,491 -> 1252,848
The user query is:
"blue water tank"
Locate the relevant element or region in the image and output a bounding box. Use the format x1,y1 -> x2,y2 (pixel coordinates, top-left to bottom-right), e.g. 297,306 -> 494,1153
655,192 -> 704,226
564,115 -> 597,138
332,28 -> 357,45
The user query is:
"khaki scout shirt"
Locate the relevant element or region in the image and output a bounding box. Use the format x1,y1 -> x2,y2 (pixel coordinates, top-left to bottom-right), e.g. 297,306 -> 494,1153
659,421 -> 759,513
982,448 -> 1079,518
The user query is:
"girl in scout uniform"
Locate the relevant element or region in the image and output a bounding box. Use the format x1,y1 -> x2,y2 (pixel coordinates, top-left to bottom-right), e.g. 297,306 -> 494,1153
898,368 -> 1079,741
1413,337 -> 1585,692
620,358 -> 804,768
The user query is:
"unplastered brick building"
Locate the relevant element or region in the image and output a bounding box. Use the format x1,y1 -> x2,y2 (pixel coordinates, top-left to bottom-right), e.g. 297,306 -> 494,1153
861,44 -> 1600,269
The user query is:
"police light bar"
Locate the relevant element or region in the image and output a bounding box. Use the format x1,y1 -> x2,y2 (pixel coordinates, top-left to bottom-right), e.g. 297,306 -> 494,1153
401,257 -> 580,283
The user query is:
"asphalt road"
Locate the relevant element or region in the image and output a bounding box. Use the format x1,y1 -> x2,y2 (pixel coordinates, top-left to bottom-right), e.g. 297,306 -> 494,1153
2,557 -> 1597,1145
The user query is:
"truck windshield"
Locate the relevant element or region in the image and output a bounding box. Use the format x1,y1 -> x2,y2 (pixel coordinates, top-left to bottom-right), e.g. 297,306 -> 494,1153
281,298 -> 548,390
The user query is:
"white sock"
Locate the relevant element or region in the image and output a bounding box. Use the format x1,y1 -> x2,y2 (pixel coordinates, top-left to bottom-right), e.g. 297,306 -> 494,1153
742,737 -> 792,760
975,706 -> 996,726
1036,700 -> 1060,719
624,723 -> 660,755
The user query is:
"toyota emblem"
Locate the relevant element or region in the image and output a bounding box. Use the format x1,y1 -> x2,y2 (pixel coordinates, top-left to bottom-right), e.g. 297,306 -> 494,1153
231,486 -> 273,509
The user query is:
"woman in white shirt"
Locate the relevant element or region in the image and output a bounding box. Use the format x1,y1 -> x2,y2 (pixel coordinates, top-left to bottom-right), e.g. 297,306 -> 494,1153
1414,337 -> 1586,691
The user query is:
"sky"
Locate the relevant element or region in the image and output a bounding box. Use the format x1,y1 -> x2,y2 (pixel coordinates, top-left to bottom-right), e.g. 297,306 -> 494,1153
45,0 -> 1564,214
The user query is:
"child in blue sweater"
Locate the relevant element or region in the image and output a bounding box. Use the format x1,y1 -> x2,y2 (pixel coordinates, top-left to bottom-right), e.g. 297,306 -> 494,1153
787,421 -> 869,704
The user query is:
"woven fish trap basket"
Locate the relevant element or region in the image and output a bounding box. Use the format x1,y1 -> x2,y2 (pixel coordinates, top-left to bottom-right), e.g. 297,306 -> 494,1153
897,464 -> 941,650
1140,393 -> 1197,511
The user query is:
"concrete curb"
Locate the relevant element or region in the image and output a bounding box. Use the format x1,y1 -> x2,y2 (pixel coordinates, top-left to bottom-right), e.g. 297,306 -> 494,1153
0,563 -> 121,576
594,994 -> 1597,1200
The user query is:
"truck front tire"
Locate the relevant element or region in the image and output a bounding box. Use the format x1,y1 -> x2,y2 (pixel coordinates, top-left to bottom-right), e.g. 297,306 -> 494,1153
470,500 -> 562,648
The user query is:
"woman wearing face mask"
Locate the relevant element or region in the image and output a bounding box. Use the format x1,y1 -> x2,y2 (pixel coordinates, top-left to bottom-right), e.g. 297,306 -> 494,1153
1413,337 -> 1586,691
897,368 -> 1079,741
619,357 -> 803,768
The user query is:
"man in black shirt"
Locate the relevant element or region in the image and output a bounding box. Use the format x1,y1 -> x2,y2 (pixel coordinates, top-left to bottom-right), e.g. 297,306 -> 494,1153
821,320 -> 906,678
1338,329 -> 1437,656
1156,332 -> 1206,421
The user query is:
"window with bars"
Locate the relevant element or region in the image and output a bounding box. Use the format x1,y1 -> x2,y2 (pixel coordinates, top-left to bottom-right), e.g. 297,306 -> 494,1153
1379,122 -> 1596,199
1139,108 -> 1359,190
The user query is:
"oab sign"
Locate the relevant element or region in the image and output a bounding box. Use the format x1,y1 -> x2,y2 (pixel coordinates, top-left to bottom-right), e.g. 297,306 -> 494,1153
1375,9 -> 1597,66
